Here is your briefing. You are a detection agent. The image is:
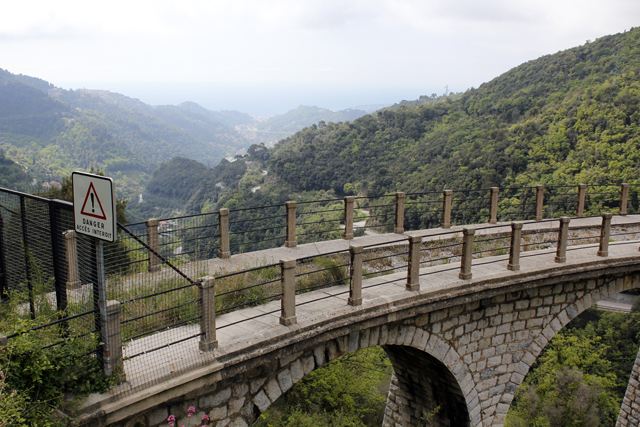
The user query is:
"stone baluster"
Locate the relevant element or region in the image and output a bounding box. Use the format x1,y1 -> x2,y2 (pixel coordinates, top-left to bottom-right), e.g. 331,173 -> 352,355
395,192 -> 406,234
489,187 -> 499,224
407,236 -> 422,291
63,230 -> 81,288
555,217 -> 570,263
507,222 -> 523,271
534,185 -> 545,221
146,218 -> 161,272
442,190 -> 453,229
105,300 -> 124,379
459,228 -> 475,280
218,208 -> 231,259
199,276 -> 218,351
620,183 -> 630,216
285,201 -> 297,248
349,246 -> 363,306
576,184 -> 587,217
343,196 -> 354,240
280,259 -> 297,326
597,213 -> 613,257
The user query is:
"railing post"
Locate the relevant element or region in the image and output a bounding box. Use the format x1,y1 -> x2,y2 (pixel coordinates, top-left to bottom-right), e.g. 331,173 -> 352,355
620,183 -> 630,215
105,300 -> 124,379
146,218 -> 161,272
555,217 -> 570,263
441,190 -> 453,229
218,209 -> 231,259
349,246 -> 363,306
0,216 -> 8,301
597,213 -> 613,257
488,187 -> 499,224
576,184 -> 587,217
285,201 -> 297,248
343,196 -> 354,240
507,222 -> 523,271
63,230 -> 82,289
407,236 -> 421,291
534,185 -> 545,221
49,200 -> 66,313
199,276 -> 218,351
459,228 -> 475,280
280,259 -> 297,326
395,192 -> 406,234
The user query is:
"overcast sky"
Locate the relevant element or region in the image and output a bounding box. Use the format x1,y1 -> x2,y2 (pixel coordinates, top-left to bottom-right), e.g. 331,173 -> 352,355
2,0 -> 638,116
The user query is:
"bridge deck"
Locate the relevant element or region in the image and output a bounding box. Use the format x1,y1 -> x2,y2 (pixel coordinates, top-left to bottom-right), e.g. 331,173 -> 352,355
113,215 -> 640,397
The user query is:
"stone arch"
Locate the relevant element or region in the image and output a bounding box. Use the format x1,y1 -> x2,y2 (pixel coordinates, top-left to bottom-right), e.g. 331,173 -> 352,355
243,323 -> 476,427
495,273 -> 640,426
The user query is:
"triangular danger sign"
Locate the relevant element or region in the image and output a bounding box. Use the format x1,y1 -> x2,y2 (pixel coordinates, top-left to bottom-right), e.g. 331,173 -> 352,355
80,182 -> 107,220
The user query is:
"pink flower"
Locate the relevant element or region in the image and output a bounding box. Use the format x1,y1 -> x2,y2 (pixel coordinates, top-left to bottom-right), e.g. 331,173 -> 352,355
202,414 -> 210,421
188,406 -> 196,413
167,415 -> 176,422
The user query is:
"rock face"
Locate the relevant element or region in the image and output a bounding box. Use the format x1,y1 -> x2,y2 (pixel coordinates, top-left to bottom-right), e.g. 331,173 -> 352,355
107,271 -> 640,427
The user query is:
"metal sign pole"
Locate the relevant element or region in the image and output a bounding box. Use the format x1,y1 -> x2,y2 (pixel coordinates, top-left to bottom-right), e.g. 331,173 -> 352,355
96,239 -> 111,376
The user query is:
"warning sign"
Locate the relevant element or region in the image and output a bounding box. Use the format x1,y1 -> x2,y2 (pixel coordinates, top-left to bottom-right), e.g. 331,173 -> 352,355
73,172 -> 117,242
80,182 -> 108,220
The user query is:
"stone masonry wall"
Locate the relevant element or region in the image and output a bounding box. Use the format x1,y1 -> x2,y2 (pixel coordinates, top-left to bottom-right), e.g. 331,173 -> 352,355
616,344 -> 640,427
110,271 -> 640,427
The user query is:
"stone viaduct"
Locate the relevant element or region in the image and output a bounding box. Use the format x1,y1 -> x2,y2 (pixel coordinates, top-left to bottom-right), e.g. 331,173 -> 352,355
80,221 -> 640,427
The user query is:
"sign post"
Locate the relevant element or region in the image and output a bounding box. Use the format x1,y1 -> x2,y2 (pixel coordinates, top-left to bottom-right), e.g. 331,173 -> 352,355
72,171 -> 117,376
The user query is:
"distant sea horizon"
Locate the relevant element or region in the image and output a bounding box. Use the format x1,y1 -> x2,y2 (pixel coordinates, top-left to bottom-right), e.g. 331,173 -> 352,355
67,81 -> 441,117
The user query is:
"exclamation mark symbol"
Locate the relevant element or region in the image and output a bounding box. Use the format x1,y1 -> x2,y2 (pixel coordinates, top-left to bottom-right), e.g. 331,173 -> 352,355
90,193 -> 95,213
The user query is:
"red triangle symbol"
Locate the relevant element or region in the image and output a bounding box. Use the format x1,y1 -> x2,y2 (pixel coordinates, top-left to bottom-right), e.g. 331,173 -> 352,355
80,183 -> 107,220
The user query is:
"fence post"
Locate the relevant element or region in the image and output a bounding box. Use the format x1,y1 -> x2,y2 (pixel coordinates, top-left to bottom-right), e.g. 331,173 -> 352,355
280,259 -> 297,326
218,209 -> 231,259
620,183 -> 630,215
0,216 -> 7,301
395,192 -> 406,234
20,196 -> 35,318
285,201 -> 297,248
507,222 -> 523,271
489,187 -> 499,224
534,185 -> 545,221
597,213 -> 613,257
63,230 -> 82,289
441,190 -> 453,229
49,200 -> 67,313
576,184 -> 587,217
105,300 -> 124,379
343,196 -> 354,240
555,217 -> 570,263
349,246 -> 363,306
199,276 -> 218,351
459,228 -> 475,280
0,334 -> 6,347
146,218 -> 161,272
407,236 -> 422,291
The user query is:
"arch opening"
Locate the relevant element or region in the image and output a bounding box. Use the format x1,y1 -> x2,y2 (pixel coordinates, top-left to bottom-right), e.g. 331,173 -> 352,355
383,345 -> 470,427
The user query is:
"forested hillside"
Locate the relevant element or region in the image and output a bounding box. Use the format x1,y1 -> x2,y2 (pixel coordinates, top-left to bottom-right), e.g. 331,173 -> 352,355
0,69 -> 254,203
151,28 -> 639,226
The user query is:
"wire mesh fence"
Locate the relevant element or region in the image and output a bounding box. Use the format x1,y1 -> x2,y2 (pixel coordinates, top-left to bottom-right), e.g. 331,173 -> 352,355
0,187 -> 103,392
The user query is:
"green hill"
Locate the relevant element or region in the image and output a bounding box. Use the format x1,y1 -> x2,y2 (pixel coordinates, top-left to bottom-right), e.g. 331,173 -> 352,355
0,69 -> 256,201
154,28 -> 640,226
